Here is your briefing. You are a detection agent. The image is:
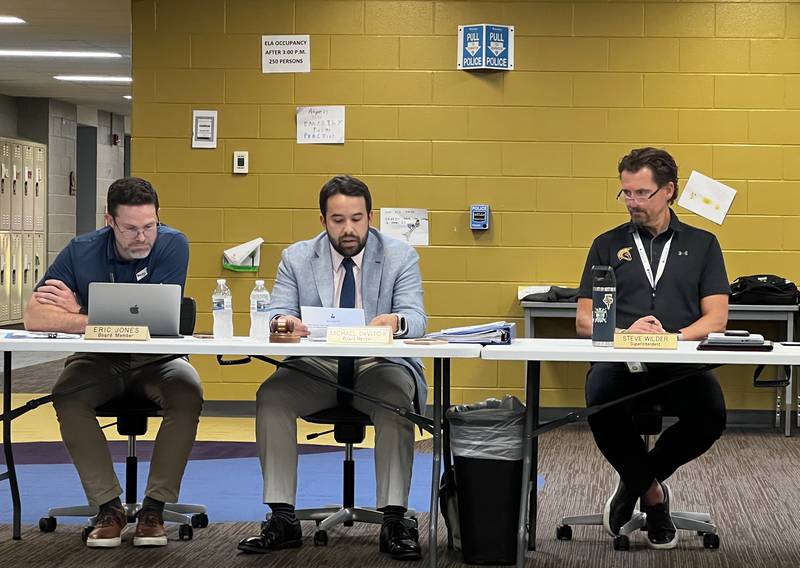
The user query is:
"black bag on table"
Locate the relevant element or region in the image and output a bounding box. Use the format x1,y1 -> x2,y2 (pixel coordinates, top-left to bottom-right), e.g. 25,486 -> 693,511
729,274 -> 798,305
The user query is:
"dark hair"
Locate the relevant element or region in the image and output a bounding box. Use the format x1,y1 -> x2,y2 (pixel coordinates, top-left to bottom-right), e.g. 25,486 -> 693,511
618,147 -> 679,204
319,175 -> 372,216
107,177 -> 160,217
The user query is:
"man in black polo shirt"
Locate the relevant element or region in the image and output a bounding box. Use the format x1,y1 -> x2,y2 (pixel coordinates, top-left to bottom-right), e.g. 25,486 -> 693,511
576,147 -> 729,549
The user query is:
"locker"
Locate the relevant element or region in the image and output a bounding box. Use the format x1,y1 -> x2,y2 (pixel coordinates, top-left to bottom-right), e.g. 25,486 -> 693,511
33,232 -> 45,290
22,145 -> 34,231
9,233 -> 21,320
21,232 -> 33,310
0,233 -> 8,324
10,143 -> 22,231
33,145 -> 46,232
0,140 -> 10,231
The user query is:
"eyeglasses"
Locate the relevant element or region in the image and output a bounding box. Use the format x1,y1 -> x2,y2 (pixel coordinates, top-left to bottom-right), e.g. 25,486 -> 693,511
616,185 -> 663,202
112,220 -> 158,239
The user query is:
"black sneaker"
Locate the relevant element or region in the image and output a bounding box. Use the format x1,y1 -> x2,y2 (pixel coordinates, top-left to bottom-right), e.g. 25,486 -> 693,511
644,482 -> 678,549
603,478 -> 639,536
237,514 -> 302,554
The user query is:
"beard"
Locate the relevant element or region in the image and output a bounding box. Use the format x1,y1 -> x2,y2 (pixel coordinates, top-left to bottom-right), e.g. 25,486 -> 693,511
329,230 -> 368,258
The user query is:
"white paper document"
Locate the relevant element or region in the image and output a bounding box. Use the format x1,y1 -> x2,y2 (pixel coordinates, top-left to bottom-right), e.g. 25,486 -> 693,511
677,171 -> 737,225
517,285 -> 551,301
296,106 -> 345,144
379,208 -> 429,246
300,306 -> 365,340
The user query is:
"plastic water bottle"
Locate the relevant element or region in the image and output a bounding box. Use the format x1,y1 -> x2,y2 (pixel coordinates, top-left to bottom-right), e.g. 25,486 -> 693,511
591,265 -> 616,347
212,278 -> 233,339
249,280 -> 271,340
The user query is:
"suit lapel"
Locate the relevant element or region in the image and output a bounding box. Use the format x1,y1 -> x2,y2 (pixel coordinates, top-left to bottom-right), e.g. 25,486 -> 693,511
312,234 -> 334,307
361,229 -> 383,319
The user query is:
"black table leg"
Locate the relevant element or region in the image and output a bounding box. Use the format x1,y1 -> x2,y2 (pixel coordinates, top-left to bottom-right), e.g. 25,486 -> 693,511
516,360 -> 540,568
429,358 -> 442,568
1,351 -> 21,539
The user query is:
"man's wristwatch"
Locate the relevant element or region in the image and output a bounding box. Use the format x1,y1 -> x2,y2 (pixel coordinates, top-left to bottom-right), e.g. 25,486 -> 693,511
394,313 -> 407,337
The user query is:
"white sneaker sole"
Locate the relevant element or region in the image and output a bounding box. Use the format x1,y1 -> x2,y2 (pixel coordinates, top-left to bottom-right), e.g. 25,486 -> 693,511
86,536 -> 122,548
602,492 -> 615,537
133,536 -> 168,547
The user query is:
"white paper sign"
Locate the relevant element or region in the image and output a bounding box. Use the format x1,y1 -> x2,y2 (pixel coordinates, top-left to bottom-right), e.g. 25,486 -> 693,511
262,35 -> 311,74
191,110 -> 217,149
677,171 -> 737,225
380,208 -> 429,246
296,106 -> 345,144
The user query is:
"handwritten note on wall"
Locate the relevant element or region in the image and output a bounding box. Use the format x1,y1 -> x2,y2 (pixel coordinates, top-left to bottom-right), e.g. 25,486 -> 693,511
296,106 -> 345,144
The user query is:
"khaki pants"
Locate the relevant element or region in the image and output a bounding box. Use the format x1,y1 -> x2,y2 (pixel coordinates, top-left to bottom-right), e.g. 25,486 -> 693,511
53,353 -> 203,507
256,357 -> 416,509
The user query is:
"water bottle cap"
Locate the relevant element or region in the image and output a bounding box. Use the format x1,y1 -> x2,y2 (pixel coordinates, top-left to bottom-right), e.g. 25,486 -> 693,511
217,279 -> 226,284
255,280 -> 264,286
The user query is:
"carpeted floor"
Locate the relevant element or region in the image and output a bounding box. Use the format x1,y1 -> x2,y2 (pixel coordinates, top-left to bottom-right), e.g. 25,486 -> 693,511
0,424 -> 798,567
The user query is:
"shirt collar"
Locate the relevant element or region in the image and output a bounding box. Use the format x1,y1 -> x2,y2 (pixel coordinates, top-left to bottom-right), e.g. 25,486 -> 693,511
329,242 -> 365,271
627,208 -> 684,236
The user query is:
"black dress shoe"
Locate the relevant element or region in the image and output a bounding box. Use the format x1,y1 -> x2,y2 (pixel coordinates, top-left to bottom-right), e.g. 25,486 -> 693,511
237,515 -> 303,554
379,518 -> 422,561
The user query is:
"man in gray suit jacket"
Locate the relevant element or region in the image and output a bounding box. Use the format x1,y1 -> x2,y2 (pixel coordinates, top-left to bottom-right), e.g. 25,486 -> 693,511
238,176 -> 427,560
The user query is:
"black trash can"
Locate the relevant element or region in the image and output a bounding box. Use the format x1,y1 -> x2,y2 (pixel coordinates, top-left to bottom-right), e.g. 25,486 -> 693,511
446,396 -> 525,565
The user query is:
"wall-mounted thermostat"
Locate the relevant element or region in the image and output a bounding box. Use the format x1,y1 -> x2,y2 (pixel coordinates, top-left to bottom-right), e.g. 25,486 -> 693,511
233,151 -> 249,174
469,204 -> 490,230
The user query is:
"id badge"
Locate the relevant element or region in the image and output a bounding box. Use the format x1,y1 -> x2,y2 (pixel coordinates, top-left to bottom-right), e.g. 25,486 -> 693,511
626,361 -> 647,374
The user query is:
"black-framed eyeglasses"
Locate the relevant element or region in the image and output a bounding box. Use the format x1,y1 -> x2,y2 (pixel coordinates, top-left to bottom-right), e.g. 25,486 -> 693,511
616,185 -> 664,202
112,219 -> 159,239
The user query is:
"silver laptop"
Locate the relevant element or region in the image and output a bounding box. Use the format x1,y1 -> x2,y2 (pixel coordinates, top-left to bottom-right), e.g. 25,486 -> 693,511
88,282 -> 182,337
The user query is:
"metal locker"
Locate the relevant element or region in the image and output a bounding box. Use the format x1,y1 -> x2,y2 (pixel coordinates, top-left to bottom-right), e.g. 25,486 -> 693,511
34,232 -> 45,290
0,140 -> 10,231
10,143 -> 22,231
9,233 -> 21,320
0,233 -> 9,324
22,145 -> 34,231
21,232 -> 33,310
34,145 -> 46,232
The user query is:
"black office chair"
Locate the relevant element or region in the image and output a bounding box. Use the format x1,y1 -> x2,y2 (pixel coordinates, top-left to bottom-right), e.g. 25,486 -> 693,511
293,358 -> 418,546
556,403 -> 720,551
39,297 -> 207,541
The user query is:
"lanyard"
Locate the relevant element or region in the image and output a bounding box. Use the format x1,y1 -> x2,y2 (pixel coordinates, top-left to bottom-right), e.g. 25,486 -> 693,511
632,230 -> 673,290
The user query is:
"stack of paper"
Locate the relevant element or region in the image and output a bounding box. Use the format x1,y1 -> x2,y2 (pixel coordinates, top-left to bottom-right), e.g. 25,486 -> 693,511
427,321 -> 516,345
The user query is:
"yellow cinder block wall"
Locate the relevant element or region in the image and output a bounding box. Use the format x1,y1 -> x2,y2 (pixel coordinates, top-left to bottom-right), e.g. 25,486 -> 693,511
132,0 -> 800,409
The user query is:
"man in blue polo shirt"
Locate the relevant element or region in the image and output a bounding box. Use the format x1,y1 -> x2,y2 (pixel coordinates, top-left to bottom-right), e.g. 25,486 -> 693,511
24,177 -> 203,548
576,148 -> 729,550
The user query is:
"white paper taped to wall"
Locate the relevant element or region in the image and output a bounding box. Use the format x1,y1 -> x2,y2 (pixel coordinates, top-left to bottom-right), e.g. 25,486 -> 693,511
677,171 -> 737,225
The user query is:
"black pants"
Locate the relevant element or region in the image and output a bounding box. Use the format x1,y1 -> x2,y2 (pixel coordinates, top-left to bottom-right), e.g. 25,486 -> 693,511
585,362 -> 727,497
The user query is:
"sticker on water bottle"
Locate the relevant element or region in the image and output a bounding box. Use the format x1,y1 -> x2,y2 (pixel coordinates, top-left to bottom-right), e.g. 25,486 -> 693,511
212,299 -> 224,311
256,300 -> 270,312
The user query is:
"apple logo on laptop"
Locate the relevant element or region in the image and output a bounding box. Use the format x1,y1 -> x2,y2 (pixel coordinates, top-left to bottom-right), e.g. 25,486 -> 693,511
130,305 -> 140,315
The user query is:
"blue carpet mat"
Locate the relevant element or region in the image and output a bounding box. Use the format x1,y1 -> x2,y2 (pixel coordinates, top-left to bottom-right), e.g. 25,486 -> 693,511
0,446 -> 545,525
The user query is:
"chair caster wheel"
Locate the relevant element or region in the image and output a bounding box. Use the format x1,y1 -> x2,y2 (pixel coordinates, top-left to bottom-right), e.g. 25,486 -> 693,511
703,533 -> 720,549
556,524 -> 572,541
613,535 -> 630,551
191,513 -> 209,528
81,526 -> 93,543
179,524 -> 193,540
314,530 -> 328,546
39,516 -> 57,532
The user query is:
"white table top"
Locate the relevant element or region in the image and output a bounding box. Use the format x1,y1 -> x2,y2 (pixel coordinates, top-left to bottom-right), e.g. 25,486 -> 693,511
481,338 -> 800,365
0,336 -> 483,359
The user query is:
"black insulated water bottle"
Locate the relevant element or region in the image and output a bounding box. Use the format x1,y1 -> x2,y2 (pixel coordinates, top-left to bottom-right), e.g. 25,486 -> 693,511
591,265 -> 616,347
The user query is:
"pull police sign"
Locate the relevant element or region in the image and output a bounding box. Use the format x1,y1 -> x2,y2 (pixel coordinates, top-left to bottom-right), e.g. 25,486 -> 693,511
457,24 -> 514,71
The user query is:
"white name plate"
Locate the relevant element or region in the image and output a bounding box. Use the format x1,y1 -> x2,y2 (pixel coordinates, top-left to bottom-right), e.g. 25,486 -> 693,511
326,326 -> 393,345
85,325 -> 151,341
613,333 -> 677,350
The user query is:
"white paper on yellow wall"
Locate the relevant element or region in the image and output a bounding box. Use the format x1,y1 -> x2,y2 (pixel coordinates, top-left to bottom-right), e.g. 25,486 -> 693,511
677,171 -> 737,225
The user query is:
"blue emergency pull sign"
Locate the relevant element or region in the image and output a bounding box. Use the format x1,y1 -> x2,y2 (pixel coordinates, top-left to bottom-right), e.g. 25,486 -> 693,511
458,24 -> 514,71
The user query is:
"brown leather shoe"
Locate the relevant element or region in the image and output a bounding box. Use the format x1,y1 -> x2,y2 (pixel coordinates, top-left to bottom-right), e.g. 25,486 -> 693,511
86,506 -> 126,548
133,509 -> 167,547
